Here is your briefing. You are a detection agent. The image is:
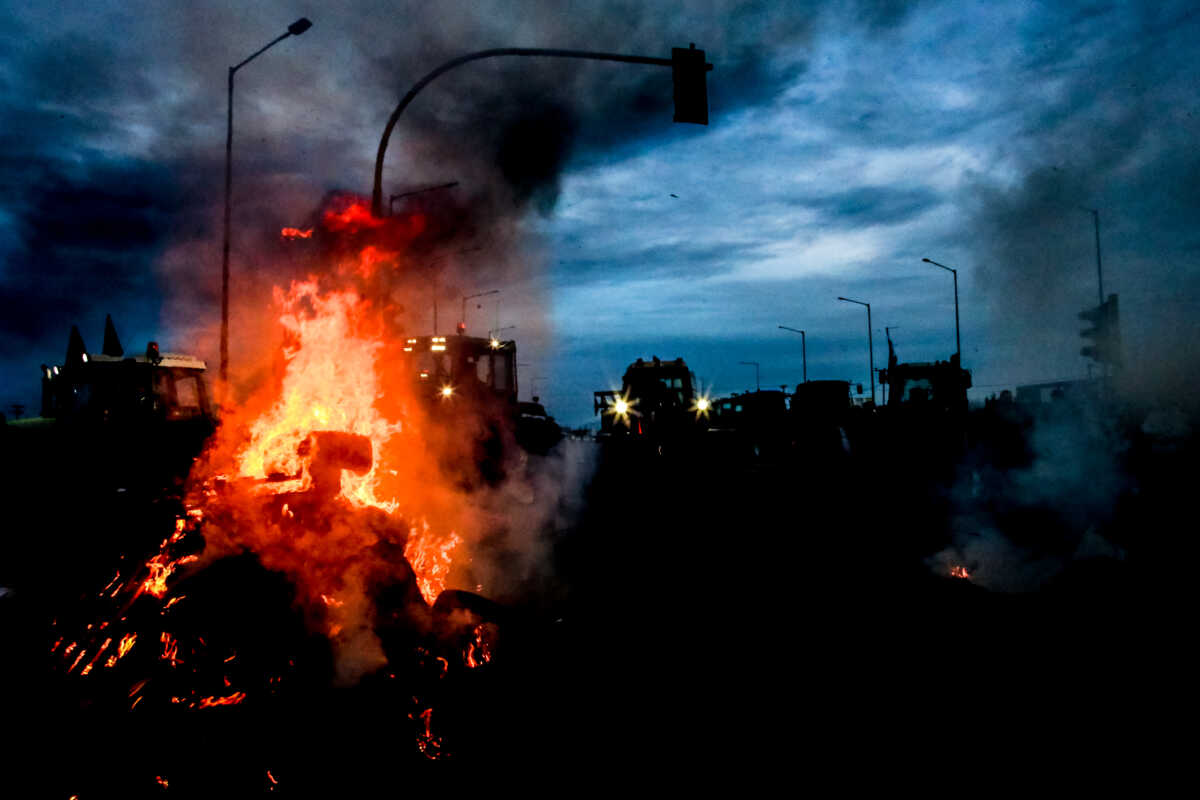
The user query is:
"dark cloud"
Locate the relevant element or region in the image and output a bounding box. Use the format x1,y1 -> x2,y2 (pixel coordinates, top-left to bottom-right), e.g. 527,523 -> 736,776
554,237 -> 768,285
791,186 -> 943,226
0,158 -> 188,356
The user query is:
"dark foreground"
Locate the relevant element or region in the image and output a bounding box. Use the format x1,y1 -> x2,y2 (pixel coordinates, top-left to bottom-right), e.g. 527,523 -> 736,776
0,418 -> 1192,793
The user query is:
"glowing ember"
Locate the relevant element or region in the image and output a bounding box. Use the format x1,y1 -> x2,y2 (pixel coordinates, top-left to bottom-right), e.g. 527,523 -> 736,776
197,691 -> 247,708
79,637 -> 112,676
413,707 -> 447,760
464,624 -> 492,669
135,525 -> 199,600
160,632 -> 180,667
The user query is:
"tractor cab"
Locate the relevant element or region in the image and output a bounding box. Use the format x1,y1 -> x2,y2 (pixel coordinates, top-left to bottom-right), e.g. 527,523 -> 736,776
400,334 -> 517,409
4,317 -> 216,491
37,318 -> 213,427
594,356 -> 703,440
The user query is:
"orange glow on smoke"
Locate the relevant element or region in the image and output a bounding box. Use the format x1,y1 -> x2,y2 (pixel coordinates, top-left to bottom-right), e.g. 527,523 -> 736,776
321,196 -> 385,234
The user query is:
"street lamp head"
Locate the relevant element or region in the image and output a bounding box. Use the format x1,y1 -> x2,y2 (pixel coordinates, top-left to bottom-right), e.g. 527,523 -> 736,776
288,18 -> 313,36
922,258 -> 931,263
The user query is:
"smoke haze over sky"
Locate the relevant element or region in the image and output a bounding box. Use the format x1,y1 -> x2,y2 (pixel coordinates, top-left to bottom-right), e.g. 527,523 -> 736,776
2,1 -> 1198,425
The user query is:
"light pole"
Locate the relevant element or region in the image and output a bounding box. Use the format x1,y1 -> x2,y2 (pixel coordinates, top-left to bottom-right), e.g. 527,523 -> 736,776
837,297 -> 874,405
778,325 -> 806,383
921,258 -> 961,362
221,17 -> 312,391
738,361 -> 760,392
461,289 -> 500,334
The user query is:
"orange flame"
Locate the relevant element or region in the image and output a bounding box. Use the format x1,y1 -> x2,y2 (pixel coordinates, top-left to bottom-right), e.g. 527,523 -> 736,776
234,280 -> 400,510
281,227 -> 313,239
405,523 -> 461,605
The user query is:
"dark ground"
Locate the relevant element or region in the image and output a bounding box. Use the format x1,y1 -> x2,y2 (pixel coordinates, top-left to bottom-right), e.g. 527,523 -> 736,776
0,410 -> 1192,793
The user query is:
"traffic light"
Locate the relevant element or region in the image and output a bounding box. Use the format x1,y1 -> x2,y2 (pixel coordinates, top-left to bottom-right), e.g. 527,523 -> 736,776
1079,293 -> 1121,366
672,44 -> 711,125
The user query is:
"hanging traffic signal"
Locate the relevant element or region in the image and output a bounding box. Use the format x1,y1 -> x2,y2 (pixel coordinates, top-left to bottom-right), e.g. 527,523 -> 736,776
1079,293 -> 1121,365
672,44 -> 711,125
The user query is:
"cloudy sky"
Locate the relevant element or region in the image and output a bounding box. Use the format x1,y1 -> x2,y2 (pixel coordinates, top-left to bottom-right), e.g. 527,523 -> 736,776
2,1 -> 1198,427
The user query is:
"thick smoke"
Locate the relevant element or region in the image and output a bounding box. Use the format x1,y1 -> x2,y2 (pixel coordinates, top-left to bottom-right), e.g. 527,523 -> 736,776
932,397 -> 1130,592
960,3 -> 1200,408
930,5 -> 1200,590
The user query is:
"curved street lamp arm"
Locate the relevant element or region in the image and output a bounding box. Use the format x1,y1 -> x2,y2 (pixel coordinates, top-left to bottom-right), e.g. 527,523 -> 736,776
372,47 -> 692,216
232,32 -> 292,73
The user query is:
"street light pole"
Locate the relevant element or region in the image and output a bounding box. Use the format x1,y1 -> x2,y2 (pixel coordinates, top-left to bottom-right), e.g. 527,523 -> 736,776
461,289 -> 500,334
739,361 -> 760,392
837,297 -> 874,405
922,258 -> 961,362
1081,207 -> 1103,305
778,325 -> 806,383
221,17 -> 312,392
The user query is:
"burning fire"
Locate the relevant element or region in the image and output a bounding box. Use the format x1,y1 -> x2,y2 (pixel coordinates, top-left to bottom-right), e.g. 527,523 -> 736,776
50,194 -> 508,771
950,565 -> 970,579
200,195 -> 477,617
234,278 -> 401,511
